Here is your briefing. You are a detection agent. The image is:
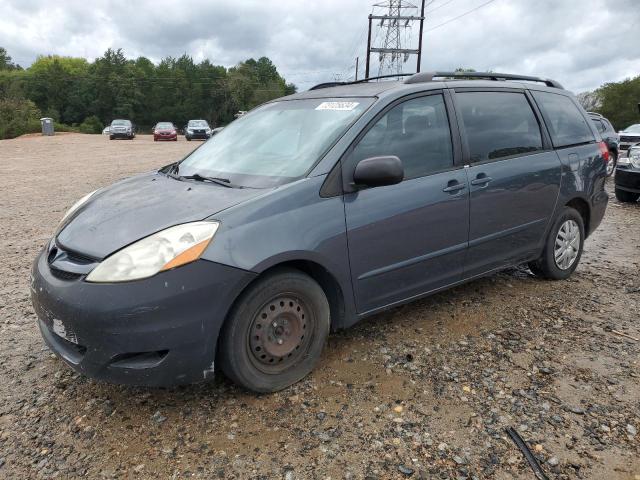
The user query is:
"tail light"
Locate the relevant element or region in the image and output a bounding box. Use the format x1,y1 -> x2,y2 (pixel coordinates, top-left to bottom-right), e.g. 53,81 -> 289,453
599,141 -> 609,163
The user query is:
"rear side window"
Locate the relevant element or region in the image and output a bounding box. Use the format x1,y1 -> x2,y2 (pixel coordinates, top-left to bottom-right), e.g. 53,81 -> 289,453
592,118 -> 606,134
350,94 -> 454,180
456,92 -> 543,163
532,91 -> 595,147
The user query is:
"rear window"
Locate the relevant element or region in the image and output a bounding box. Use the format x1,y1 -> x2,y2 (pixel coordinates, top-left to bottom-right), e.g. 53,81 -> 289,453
456,92 -> 543,163
532,91 -> 594,148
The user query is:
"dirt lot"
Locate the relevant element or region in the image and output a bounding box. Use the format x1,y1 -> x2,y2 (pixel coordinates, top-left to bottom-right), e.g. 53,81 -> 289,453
0,133 -> 638,479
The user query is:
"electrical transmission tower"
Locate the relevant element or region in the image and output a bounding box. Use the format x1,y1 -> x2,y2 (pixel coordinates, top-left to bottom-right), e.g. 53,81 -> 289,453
365,0 -> 426,79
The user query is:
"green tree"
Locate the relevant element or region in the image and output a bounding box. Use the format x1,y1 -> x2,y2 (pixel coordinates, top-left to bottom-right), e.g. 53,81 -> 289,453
594,76 -> 640,131
0,47 -> 21,70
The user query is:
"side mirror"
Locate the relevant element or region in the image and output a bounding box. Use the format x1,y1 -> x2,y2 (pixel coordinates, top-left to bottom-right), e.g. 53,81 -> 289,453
353,156 -> 404,188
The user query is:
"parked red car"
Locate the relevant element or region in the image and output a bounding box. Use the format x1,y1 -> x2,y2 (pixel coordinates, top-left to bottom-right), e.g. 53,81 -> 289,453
153,122 -> 178,141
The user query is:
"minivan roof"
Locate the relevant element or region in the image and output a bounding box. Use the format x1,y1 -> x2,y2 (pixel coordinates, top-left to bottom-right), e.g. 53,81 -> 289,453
286,71 -> 567,101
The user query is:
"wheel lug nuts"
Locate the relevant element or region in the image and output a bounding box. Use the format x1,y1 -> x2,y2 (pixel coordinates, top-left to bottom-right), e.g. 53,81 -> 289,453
277,339 -> 284,345
272,322 -> 278,328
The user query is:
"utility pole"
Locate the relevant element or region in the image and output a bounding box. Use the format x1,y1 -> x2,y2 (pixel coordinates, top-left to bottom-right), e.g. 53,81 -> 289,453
416,0 -> 426,73
364,0 -> 426,78
355,57 -> 360,81
365,15 -> 373,79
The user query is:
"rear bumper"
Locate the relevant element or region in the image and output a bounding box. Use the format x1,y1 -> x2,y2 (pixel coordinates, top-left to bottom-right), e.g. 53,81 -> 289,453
31,248 -> 255,386
615,167 -> 640,193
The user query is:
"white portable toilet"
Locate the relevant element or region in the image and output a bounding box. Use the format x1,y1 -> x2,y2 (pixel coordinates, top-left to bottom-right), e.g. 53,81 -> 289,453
40,118 -> 54,136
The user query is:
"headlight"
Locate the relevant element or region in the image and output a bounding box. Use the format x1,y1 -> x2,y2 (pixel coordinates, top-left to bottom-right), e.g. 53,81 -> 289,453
60,190 -> 96,225
187,129 -> 194,133
630,147 -> 640,168
86,221 -> 219,283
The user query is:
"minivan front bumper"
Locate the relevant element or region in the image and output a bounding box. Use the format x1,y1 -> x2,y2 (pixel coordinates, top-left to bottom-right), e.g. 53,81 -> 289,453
31,247 -> 255,387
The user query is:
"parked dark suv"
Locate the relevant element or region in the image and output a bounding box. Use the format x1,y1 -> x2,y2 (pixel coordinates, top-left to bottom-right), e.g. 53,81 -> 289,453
588,112 -> 618,176
185,120 -> 212,141
31,72 -> 609,392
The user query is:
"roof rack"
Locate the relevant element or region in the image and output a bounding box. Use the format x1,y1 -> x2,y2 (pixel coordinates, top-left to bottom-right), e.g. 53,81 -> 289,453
309,72 -> 564,91
309,73 -> 413,91
404,71 -> 564,89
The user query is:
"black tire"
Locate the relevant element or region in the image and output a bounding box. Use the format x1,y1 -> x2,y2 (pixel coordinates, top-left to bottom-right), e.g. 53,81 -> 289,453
615,188 -> 639,203
186,137 -> 191,141
528,207 -> 584,280
606,151 -> 617,177
109,135 -> 114,140
218,268 -> 330,393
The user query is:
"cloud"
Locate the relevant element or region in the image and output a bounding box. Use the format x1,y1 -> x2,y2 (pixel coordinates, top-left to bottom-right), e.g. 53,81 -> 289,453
0,0 -> 638,92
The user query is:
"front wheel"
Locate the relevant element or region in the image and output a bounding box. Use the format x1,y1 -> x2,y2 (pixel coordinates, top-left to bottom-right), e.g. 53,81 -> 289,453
529,207 -> 584,280
615,188 -> 640,203
606,151 -> 617,176
218,268 -> 330,393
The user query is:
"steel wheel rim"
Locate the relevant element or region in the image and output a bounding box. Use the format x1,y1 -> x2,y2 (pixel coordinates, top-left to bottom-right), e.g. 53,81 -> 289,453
554,219 -> 580,270
248,294 -> 312,374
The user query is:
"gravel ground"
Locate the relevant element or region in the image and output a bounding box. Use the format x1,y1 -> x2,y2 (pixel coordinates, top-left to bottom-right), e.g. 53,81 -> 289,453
0,133 -> 639,479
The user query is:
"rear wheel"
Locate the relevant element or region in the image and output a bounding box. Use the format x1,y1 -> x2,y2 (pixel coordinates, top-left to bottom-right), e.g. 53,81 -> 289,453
109,135 -> 114,140
606,151 -> 617,176
615,188 -> 640,203
218,268 -> 330,393
528,207 -> 584,280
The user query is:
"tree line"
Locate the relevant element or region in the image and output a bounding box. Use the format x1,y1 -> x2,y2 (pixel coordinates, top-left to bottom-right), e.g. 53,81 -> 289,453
577,77 -> 640,131
0,47 -> 296,139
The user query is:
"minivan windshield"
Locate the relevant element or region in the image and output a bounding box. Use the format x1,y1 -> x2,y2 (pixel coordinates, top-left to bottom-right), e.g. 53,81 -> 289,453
176,98 -> 374,188
622,124 -> 640,133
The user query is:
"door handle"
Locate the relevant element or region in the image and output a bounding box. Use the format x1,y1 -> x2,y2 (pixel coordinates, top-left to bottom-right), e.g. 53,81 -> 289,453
471,174 -> 492,186
443,181 -> 466,193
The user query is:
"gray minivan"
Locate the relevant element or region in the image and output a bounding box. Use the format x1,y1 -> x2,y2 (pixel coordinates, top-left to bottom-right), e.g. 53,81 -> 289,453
31,72 -> 609,392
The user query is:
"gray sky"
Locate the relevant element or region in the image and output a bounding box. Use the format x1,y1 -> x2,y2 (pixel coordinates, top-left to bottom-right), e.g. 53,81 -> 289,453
1,0 -> 638,93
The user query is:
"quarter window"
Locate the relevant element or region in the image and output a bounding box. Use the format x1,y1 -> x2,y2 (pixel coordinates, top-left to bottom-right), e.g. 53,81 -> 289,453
592,118 -> 606,134
456,92 -> 543,163
532,91 -> 595,147
350,94 -> 454,180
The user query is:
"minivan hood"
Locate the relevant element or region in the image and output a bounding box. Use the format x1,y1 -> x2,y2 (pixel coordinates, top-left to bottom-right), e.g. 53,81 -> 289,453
56,172 -> 265,259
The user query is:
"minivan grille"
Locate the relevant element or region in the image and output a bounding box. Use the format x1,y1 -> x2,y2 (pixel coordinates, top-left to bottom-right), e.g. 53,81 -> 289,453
49,267 -> 82,281
47,242 -> 97,281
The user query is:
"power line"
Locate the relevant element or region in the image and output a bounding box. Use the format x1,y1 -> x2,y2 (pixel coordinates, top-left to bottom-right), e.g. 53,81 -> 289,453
424,0 -> 498,32
425,0 -> 459,15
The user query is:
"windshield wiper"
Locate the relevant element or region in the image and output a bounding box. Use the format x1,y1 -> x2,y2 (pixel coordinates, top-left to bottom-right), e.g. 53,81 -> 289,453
180,173 -> 241,188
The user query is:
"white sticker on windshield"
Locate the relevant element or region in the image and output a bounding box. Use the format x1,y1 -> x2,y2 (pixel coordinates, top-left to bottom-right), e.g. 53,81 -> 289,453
315,101 -> 359,111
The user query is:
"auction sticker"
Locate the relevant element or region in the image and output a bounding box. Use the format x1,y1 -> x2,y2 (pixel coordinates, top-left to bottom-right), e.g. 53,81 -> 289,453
315,101 -> 359,111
